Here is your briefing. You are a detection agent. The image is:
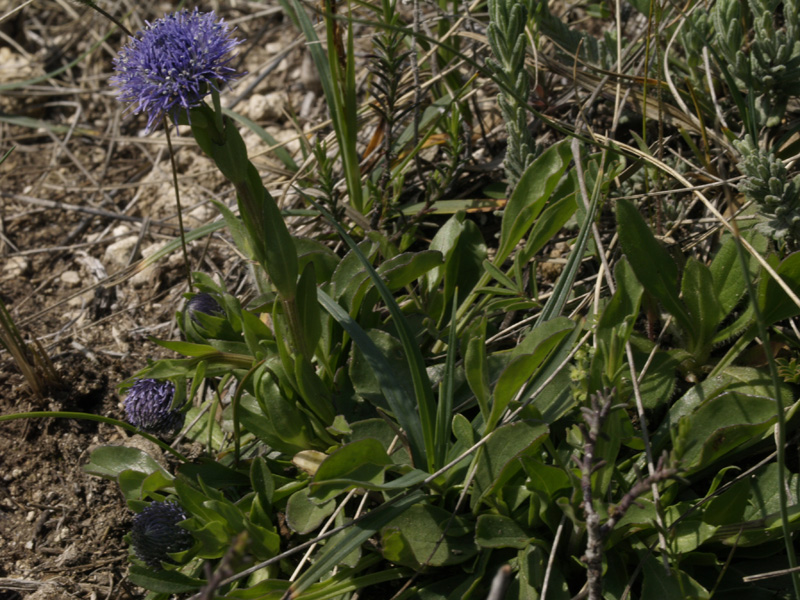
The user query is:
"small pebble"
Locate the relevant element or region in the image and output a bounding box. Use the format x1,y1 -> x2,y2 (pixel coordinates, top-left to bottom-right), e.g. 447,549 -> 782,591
60,270 -> 81,286
3,256 -> 28,279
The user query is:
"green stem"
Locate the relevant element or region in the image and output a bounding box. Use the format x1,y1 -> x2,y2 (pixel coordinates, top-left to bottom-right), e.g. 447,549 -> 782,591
164,120 -> 193,293
0,412 -> 188,461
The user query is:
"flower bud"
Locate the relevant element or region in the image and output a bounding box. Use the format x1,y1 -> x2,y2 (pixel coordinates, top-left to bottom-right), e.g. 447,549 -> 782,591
186,292 -> 224,323
131,501 -> 193,569
124,379 -> 184,434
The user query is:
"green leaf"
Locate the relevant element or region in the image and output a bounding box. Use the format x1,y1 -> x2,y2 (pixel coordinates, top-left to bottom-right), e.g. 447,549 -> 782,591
424,212 -> 487,311
482,259 -> 520,292
254,370 -> 315,450
652,366 -> 794,452
186,518 -> 229,557
472,420 -> 549,509
175,477 -> 229,526
380,502 -> 478,569
475,514 -> 531,549
598,257 -> 643,347
497,140 -> 572,262
741,463 -> 800,526
238,394 -> 309,455
489,321 -> 573,431
378,250 -> 444,290
680,391 -> 789,472
516,545 -> 571,600
83,446 -> 171,481
151,339 -> 219,357
229,159 -> 298,300
128,566 -> 205,594
666,502 -> 718,554
520,188 -> 578,263
118,469 -> 175,503
223,107 -> 298,171
617,198 -> 692,333
536,169 -> 600,324
641,555 -> 709,600
244,518 -> 281,560
682,258 -> 723,360
521,457 -> 571,498
296,261 -> 322,355
759,251 -> 800,325
452,413 -> 474,447
464,318 -> 491,421
309,439 -> 393,502
177,459 -> 250,489
703,478 -> 750,526
211,199 -> 254,261
294,357 -> 336,425
285,487 -> 337,534
434,291 -> 459,470
709,232 -> 763,315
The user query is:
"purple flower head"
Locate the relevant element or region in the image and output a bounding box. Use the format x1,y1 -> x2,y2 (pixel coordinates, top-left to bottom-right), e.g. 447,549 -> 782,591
111,9 -> 242,132
131,501 -> 193,569
186,292 -> 224,324
124,379 -> 184,434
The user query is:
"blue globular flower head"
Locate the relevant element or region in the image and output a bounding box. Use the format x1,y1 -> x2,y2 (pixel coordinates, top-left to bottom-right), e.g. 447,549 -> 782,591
111,9 -> 242,132
186,292 -> 224,324
124,378 -> 184,434
131,501 -> 193,569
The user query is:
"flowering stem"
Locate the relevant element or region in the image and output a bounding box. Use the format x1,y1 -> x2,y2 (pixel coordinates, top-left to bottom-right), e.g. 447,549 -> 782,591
211,89 -> 225,136
164,119 -> 193,293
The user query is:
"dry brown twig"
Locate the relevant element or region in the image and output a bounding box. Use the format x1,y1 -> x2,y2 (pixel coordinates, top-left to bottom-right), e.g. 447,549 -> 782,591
576,389 -> 677,600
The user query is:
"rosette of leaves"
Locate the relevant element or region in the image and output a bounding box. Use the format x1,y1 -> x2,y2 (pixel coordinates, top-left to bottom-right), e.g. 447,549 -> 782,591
734,135 -> 800,246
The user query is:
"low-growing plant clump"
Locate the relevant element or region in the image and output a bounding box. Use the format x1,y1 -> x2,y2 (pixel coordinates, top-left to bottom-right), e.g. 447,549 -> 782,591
2,0 -> 800,598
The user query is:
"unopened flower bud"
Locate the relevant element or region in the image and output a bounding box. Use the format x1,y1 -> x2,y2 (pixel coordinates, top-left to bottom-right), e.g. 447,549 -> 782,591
131,501 -> 193,569
186,293 -> 224,323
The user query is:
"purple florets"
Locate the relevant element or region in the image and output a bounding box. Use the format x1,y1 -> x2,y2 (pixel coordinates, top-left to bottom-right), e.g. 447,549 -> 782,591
186,292 -> 224,323
124,379 -> 184,434
131,501 -> 193,569
110,9 -> 242,132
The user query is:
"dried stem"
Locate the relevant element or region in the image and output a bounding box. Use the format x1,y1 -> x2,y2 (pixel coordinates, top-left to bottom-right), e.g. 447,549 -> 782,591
577,389 -> 677,600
